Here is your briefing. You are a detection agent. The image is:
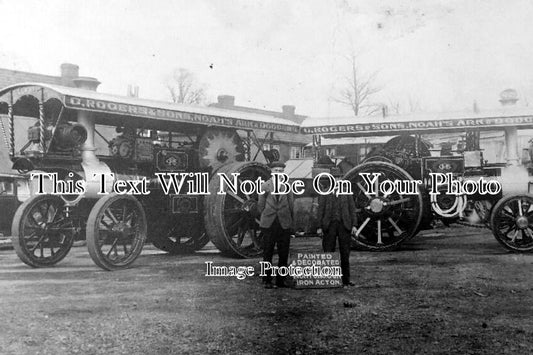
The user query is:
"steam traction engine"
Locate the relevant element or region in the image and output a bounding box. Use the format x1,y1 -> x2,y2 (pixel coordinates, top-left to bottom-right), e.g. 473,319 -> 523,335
0,81 -> 297,270
302,110 -> 533,252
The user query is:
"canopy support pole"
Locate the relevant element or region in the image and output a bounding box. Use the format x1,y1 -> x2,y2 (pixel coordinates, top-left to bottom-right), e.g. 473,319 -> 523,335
8,91 -> 14,158
39,89 -> 45,153
504,127 -> 520,166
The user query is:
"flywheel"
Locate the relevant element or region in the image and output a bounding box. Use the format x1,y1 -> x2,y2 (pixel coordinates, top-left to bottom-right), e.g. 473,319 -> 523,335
197,128 -> 245,171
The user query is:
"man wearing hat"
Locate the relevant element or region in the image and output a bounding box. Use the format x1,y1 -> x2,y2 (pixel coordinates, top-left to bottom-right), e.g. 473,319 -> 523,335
316,167 -> 358,287
257,161 -> 294,288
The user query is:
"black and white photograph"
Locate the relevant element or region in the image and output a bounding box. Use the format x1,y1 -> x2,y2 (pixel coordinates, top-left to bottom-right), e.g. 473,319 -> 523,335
0,1 -> 533,354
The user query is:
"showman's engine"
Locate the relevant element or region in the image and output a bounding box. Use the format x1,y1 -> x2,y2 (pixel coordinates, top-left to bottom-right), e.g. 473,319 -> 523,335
0,80 -> 292,270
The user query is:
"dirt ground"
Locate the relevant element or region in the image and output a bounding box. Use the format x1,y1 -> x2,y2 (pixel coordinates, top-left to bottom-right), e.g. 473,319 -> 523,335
0,225 -> 532,355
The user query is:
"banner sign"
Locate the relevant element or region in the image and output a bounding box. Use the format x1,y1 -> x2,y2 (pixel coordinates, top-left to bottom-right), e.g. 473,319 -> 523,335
65,95 -> 299,133
291,252 -> 343,289
301,116 -> 533,135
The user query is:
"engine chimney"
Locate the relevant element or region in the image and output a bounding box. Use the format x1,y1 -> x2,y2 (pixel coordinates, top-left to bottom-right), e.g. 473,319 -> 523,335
499,88 -> 519,106
498,88 -> 528,191
73,77 -> 101,91
497,89 -> 520,166
74,77 -> 100,166
473,100 -> 479,113
72,75 -> 113,196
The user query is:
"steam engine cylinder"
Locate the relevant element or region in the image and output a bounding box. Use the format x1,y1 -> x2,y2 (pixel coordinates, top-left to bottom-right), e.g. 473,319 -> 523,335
55,124 -> 88,149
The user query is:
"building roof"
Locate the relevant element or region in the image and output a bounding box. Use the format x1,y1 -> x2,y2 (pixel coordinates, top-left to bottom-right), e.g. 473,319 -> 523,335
217,104 -> 308,124
210,100 -> 310,144
0,68 -> 68,89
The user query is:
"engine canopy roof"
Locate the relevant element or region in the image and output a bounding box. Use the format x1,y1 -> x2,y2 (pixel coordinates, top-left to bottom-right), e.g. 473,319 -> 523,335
0,83 -> 300,134
301,108 -> 533,137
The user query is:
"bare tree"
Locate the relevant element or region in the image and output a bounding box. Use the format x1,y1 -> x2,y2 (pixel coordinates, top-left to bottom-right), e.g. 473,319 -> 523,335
166,68 -> 206,104
387,99 -> 401,115
333,54 -> 382,116
408,96 -> 422,113
386,96 -> 423,115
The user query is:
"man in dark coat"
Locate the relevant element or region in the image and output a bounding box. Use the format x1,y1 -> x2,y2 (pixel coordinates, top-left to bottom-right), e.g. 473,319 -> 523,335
316,168 -> 358,286
257,161 -> 294,288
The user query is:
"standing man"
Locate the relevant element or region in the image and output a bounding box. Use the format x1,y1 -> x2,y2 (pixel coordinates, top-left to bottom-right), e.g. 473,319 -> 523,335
316,168 -> 358,287
258,161 -> 294,289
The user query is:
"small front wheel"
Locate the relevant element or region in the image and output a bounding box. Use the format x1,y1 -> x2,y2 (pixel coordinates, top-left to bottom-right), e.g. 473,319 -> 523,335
86,194 -> 147,270
490,194 -> 533,252
12,195 -> 74,267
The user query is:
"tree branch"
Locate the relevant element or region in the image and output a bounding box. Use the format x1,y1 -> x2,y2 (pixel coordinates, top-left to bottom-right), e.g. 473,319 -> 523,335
166,68 -> 206,104
334,54 -> 381,116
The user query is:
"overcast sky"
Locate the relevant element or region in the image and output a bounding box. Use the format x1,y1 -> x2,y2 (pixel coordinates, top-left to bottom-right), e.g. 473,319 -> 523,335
1,0 -> 532,117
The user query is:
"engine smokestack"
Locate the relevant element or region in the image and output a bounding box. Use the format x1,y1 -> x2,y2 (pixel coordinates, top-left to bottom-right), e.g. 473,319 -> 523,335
74,77 -> 100,165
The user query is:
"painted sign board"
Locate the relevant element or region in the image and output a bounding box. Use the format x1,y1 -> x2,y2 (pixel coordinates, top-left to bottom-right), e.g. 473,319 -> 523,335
291,252 -> 343,289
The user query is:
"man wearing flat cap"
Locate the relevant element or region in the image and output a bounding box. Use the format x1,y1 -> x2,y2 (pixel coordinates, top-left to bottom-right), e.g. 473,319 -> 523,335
257,161 -> 294,288
317,167 -> 358,287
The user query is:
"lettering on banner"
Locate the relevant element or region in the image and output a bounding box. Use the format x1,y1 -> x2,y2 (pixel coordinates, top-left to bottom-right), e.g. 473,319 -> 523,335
65,96 -> 298,133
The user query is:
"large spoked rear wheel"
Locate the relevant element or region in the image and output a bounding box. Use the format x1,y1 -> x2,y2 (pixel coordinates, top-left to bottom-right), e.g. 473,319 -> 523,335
490,194 -> 533,252
12,195 -> 75,267
86,194 -> 147,270
344,162 -> 424,251
205,161 -> 270,258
